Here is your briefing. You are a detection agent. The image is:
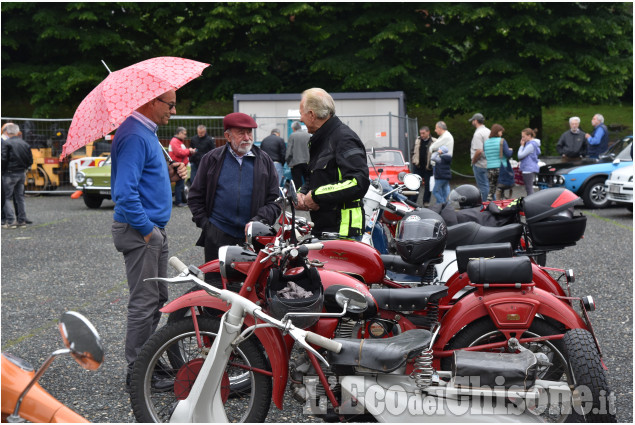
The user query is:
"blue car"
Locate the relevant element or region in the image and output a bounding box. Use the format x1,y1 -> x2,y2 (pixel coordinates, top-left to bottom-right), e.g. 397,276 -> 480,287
535,136 -> 633,208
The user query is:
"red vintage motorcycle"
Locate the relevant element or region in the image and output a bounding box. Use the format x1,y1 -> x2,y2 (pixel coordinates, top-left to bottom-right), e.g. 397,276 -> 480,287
129,187 -> 612,422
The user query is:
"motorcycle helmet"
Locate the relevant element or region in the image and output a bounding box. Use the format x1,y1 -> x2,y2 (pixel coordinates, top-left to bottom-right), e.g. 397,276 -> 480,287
265,265 -> 324,329
394,209 -> 447,265
449,185 -> 482,209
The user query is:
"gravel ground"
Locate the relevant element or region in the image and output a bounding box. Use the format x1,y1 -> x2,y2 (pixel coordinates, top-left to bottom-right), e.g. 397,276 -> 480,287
1,192 -> 632,423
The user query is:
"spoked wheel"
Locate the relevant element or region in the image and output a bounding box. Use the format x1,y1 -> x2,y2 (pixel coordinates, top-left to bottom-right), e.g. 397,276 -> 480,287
442,317 -> 577,422
130,317 -> 272,423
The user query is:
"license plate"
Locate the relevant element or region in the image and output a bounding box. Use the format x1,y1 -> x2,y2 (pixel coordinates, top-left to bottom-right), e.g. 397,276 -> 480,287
99,190 -> 111,195
609,184 -> 621,194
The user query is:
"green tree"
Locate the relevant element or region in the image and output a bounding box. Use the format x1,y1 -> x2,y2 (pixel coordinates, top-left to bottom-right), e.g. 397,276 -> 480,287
422,2 -> 633,139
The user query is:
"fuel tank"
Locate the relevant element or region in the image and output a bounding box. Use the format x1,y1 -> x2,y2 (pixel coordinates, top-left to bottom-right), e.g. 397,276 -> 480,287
307,239 -> 385,284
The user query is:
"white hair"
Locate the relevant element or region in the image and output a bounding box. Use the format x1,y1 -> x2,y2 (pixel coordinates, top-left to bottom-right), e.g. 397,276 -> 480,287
301,88 -> 335,120
594,114 -> 604,124
4,123 -> 20,135
569,116 -> 581,124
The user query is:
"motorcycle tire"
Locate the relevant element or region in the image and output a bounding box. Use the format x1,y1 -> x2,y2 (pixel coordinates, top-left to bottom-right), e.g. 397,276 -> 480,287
562,328 -> 616,423
130,317 -> 272,423
441,317 -> 578,422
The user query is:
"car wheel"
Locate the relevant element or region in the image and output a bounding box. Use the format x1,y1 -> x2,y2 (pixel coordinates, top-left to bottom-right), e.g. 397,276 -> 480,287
581,177 -> 609,209
83,193 -> 104,209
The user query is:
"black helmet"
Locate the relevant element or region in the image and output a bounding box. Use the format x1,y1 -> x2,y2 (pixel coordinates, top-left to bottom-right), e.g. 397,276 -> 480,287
394,209 -> 447,265
449,185 -> 482,209
265,265 -> 324,329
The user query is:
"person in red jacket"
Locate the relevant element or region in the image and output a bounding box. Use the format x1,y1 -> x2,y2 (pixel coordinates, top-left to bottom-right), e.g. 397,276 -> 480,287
169,127 -> 194,206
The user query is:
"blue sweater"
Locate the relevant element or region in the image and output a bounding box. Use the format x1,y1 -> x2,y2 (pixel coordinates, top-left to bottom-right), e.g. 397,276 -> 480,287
209,149 -> 255,238
112,116 -> 172,236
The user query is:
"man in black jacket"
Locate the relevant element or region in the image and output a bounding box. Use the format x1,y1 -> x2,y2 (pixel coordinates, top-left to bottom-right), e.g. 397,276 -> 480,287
1,123 -> 33,228
187,113 -> 281,267
296,88 -> 370,239
260,129 -> 286,186
189,124 -> 215,185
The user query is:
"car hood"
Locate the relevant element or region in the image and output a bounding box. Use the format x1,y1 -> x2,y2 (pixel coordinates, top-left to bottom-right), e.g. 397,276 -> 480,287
81,164 -> 111,177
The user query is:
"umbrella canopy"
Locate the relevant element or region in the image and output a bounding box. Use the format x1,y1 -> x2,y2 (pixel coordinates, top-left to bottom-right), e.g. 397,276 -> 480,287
60,57 -> 209,159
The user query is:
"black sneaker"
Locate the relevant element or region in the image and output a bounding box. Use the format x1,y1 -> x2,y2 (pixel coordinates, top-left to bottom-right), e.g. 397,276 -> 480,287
151,373 -> 174,392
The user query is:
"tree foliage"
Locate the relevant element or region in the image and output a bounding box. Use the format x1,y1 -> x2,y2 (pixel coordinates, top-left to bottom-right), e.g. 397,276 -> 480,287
1,2 -> 632,127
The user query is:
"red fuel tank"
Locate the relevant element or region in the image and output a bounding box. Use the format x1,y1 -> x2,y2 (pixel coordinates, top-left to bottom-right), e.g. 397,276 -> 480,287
307,239 -> 385,284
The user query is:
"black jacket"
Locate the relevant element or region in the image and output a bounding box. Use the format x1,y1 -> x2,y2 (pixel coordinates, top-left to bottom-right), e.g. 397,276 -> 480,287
188,143 -> 281,246
1,136 -> 33,175
189,134 -> 216,166
300,116 -> 370,237
260,134 -> 286,164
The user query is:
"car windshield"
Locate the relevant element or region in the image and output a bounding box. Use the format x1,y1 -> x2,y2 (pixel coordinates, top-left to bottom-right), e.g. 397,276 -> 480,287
367,150 -> 405,166
616,142 -> 633,161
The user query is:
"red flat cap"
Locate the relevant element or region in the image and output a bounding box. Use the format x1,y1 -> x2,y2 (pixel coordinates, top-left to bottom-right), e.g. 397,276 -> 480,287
223,112 -> 258,131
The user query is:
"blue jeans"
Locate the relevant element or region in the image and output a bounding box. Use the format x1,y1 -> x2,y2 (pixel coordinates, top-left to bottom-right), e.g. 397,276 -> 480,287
189,162 -> 198,185
273,162 -> 285,187
472,165 -> 489,202
2,172 -> 27,223
174,179 -> 185,204
432,179 -> 450,204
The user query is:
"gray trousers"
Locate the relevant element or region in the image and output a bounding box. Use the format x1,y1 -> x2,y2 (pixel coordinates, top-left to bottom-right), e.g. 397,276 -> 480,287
112,221 -> 168,374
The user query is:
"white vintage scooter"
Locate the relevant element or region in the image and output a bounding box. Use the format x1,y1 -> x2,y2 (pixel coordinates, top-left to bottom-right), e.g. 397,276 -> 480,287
146,254 -> 582,423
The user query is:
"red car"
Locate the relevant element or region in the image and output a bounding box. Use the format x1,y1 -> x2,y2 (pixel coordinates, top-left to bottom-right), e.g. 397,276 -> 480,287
367,148 -> 410,184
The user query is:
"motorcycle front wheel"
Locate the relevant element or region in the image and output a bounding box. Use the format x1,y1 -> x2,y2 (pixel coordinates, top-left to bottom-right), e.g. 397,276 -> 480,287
130,317 -> 272,423
441,317 -> 607,422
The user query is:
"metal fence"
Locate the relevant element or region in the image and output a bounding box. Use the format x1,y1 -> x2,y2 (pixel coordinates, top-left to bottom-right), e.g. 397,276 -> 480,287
2,113 -> 417,193
251,113 -> 419,161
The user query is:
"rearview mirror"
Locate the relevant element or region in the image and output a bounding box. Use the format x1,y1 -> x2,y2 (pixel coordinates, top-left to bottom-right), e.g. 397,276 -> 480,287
59,311 -> 104,371
335,288 -> 368,314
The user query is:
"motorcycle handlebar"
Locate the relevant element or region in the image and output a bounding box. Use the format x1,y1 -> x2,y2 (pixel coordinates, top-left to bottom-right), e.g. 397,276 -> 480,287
169,257 -> 188,274
402,198 -> 419,209
305,331 -> 342,353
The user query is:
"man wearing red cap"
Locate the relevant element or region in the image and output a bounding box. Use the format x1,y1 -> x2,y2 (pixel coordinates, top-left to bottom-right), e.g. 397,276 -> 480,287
188,112 -> 281,270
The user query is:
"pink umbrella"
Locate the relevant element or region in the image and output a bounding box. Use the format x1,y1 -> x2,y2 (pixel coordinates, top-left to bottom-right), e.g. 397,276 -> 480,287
60,56 -> 210,159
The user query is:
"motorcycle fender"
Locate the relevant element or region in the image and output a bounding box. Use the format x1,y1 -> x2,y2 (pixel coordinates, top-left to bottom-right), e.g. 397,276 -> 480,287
434,288 -> 587,352
160,292 -> 289,410
531,264 -> 566,296
198,259 -> 220,274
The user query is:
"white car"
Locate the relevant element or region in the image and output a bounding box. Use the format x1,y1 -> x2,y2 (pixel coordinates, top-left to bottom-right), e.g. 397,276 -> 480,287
605,164 -> 633,211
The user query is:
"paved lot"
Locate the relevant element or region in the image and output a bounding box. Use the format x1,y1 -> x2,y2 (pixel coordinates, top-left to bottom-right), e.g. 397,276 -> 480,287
1,194 -> 632,422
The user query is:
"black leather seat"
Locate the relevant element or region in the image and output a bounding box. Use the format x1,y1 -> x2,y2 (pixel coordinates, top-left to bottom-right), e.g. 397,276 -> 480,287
446,222 -> 523,250
328,329 -> 431,372
370,285 -> 448,311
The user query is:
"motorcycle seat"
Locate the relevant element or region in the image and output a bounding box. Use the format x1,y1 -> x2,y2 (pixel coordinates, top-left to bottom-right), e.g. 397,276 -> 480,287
446,222 -> 523,250
370,285 -> 448,311
380,254 -> 422,275
466,256 -> 533,284
328,329 -> 431,373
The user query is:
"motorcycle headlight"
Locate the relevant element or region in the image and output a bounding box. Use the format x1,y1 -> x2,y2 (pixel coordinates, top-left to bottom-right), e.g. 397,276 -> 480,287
86,178 -> 93,186
552,175 -> 558,185
76,172 -> 86,184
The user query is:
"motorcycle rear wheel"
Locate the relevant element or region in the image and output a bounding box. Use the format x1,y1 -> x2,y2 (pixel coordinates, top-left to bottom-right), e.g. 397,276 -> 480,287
563,328 -> 616,422
130,317 -> 272,423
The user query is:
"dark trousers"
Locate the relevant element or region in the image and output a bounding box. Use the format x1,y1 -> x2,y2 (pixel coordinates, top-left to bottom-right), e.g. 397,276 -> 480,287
290,164 -> 309,191
2,172 -> 27,223
203,221 -> 243,270
410,166 -> 432,204
112,221 -> 169,374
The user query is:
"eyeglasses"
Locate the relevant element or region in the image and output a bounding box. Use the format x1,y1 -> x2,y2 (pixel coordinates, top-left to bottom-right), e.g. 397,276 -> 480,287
156,98 -> 176,110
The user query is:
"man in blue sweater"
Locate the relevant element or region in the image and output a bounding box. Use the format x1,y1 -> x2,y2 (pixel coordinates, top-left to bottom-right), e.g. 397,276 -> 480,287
110,89 -> 187,391
585,113 -> 609,159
